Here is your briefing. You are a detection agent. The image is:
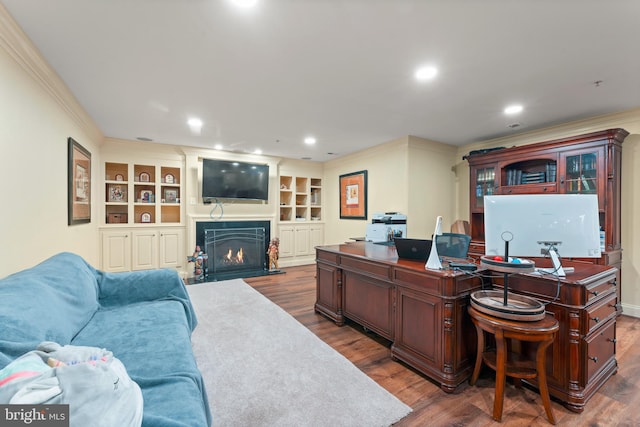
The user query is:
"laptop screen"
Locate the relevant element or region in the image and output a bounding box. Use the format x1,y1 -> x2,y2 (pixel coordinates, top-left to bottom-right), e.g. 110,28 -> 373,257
394,238 -> 432,261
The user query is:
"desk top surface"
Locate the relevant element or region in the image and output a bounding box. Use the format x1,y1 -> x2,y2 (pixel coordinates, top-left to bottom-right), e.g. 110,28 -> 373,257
317,241 -> 617,285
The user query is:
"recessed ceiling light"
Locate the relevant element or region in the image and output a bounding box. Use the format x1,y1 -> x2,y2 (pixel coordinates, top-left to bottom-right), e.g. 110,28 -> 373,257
187,118 -> 203,127
504,105 -> 523,115
415,65 -> 438,81
304,137 -> 316,145
187,118 -> 203,135
231,0 -> 258,8
254,149 -> 262,155
214,144 -> 223,150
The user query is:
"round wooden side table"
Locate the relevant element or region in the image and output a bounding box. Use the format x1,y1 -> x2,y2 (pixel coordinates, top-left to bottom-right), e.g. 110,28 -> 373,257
468,305 -> 559,424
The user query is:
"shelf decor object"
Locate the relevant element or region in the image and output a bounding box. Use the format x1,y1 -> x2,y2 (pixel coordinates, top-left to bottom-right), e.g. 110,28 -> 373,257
108,185 -> 126,202
67,137 -> 91,225
164,189 -> 178,203
339,170 -> 367,219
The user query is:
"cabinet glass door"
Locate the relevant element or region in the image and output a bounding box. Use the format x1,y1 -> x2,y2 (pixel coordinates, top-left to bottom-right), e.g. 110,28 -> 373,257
474,167 -> 495,208
565,153 -> 597,194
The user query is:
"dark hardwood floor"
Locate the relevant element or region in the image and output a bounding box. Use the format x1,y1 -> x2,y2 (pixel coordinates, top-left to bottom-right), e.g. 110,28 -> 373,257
244,264 -> 640,426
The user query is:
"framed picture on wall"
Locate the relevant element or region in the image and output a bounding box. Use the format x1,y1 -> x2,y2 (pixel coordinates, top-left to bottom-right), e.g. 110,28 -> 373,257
68,137 -> 91,225
339,170 -> 367,220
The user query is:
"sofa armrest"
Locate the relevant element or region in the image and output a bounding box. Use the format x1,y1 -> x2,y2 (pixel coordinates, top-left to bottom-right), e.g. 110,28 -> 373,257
96,269 -> 197,331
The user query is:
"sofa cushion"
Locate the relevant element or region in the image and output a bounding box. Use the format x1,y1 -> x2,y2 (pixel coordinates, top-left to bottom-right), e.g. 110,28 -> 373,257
72,300 -> 210,427
0,253 -> 100,368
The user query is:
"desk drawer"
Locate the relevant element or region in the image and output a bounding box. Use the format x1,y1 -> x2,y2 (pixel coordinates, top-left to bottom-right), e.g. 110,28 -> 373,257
317,249 -> 339,265
584,293 -> 617,335
340,256 -> 391,281
393,268 -> 441,294
584,319 -> 616,383
584,277 -> 617,305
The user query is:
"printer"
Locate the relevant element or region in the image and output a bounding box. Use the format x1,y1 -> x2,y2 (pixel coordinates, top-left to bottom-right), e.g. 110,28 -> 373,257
365,212 -> 407,243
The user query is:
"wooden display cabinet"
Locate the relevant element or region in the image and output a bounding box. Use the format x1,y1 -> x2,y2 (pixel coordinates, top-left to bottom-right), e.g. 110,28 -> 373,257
465,128 -> 628,313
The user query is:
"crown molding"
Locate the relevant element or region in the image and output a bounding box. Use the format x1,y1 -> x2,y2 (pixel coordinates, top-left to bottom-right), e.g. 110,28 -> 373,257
0,4 -> 103,143
455,107 -> 640,162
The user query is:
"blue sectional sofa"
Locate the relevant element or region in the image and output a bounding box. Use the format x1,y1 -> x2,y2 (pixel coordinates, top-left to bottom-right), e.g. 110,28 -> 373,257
0,252 -> 211,427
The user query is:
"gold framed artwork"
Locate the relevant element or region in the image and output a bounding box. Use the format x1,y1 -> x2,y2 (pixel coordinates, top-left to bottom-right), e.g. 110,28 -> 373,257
68,137 -> 91,225
339,170 -> 367,220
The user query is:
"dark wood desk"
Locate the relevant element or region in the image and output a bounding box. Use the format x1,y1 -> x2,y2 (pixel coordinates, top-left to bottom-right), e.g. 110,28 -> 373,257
316,242 -> 483,392
315,242 -> 618,411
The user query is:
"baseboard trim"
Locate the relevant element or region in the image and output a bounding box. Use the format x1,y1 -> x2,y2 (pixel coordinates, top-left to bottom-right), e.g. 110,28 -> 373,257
621,303 -> 640,318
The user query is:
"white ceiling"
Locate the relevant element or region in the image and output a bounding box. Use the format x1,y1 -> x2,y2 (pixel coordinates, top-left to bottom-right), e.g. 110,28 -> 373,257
3,0 -> 639,162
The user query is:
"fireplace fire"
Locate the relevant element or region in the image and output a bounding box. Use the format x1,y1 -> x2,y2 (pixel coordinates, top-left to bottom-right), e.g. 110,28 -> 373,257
202,225 -> 267,280
223,247 -> 244,264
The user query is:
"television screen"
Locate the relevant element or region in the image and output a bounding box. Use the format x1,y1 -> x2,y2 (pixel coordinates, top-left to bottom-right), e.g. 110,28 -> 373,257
202,159 -> 269,201
484,194 -> 601,259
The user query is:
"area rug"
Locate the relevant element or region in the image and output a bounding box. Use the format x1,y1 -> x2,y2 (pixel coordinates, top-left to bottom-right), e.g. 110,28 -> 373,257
187,279 -> 412,427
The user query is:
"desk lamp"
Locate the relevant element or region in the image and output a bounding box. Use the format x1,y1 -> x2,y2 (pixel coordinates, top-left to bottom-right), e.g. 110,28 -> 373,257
425,216 -> 443,270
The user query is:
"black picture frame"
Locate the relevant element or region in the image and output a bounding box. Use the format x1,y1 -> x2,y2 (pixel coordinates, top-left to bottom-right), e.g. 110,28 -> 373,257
339,170 -> 368,220
68,137 -> 91,225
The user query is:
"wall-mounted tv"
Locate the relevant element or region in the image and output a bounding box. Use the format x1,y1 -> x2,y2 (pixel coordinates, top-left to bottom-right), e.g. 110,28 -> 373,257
202,158 -> 269,201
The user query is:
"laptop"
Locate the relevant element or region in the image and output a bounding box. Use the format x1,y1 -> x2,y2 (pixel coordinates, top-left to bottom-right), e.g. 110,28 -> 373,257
394,238 -> 432,261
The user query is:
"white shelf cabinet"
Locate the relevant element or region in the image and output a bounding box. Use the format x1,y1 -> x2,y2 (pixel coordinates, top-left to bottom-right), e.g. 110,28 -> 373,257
104,162 -> 182,225
101,227 -> 185,272
101,230 -> 131,272
278,173 -> 324,266
278,224 -> 324,267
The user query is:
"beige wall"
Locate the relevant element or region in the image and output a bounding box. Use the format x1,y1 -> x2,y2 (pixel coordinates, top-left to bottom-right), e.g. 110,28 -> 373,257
407,136 -> 458,238
323,137 -> 409,244
322,135 -> 458,245
0,19 -> 103,278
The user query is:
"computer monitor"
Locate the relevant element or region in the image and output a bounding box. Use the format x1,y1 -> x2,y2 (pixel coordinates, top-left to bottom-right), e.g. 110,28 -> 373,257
484,194 -> 601,275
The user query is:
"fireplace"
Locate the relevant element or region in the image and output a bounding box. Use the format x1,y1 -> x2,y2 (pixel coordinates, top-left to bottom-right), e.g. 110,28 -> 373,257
195,220 -> 271,281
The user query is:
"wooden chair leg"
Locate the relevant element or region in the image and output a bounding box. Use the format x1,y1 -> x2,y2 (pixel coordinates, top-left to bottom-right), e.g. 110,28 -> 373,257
470,323 -> 484,386
536,339 -> 556,425
492,329 -> 506,422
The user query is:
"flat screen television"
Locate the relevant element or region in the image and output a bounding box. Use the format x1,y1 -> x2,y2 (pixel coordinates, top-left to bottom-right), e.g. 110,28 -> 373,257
202,158 -> 269,201
484,194 -> 601,260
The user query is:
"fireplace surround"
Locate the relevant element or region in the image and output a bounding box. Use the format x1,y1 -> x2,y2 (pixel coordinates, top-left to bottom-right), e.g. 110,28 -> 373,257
194,220 -> 271,281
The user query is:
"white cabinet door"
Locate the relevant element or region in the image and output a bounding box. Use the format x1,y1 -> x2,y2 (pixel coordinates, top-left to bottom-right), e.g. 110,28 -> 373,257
309,224 -> 324,252
294,225 -> 311,256
101,230 -> 131,272
132,230 -> 158,270
278,225 -> 295,258
159,228 -> 184,269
